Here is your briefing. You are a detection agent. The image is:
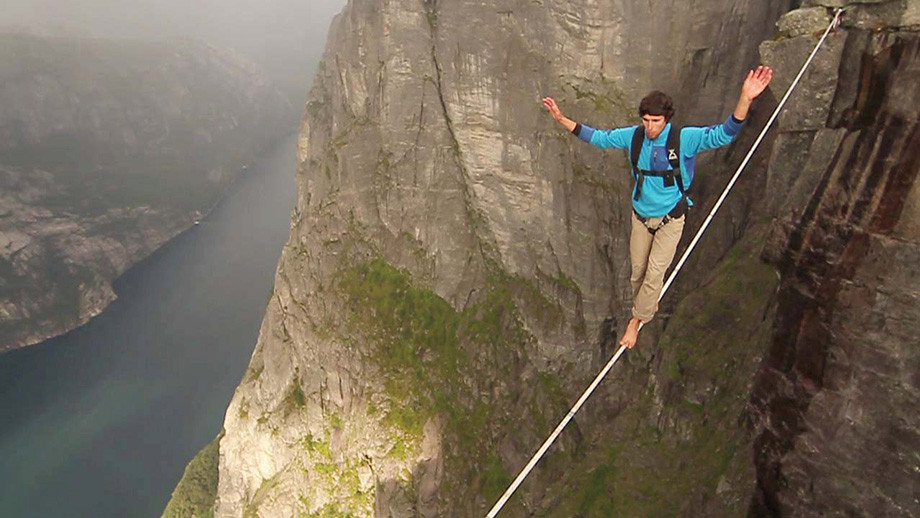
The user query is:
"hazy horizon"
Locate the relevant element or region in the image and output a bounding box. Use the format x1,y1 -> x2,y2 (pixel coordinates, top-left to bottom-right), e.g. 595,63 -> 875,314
0,0 -> 347,102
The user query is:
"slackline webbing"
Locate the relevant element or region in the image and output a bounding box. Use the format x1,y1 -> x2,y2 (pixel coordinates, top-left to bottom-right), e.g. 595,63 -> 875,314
486,8 -> 845,517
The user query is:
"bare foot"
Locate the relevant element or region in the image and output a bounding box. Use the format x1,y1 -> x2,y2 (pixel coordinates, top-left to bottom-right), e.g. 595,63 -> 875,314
619,317 -> 641,349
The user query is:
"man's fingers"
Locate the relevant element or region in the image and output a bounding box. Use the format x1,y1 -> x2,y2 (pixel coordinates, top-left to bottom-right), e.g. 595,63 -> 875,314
543,97 -> 563,117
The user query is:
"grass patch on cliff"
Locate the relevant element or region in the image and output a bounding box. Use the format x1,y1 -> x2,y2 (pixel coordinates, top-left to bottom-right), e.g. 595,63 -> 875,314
281,372 -> 307,418
305,503 -> 359,518
565,81 -> 631,119
243,472 -> 282,518
301,433 -> 332,459
162,432 -> 223,518
482,453 -> 514,504
337,258 -> 464,438
337,257 -> 546,499
481,260 -> 564,342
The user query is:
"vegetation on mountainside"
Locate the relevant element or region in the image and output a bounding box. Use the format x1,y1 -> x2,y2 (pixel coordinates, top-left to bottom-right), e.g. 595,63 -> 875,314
162,432 -> 223,518
336,257 -> 572,509
565,81 -> 632,119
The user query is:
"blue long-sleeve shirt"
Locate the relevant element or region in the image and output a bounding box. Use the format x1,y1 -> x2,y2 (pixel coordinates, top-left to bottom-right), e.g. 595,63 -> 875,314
575,117 -> 743,217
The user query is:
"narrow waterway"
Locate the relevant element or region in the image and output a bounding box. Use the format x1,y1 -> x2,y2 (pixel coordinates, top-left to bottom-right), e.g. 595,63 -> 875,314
0,134 -> 298,517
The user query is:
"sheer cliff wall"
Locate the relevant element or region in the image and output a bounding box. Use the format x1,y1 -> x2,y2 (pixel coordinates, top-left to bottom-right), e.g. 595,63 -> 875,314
200,1 -> 920,517
209,0 -> 788,515
751,3 -> 920,516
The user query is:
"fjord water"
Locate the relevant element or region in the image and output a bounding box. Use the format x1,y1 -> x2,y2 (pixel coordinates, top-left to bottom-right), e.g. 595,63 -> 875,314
0,134 -> 298,516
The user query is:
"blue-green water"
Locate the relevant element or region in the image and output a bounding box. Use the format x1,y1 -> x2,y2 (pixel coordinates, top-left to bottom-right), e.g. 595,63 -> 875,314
0,134 -> 297,517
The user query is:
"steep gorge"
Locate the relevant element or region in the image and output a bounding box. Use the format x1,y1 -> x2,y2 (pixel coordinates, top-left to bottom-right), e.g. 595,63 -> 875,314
192,0 -> 919,516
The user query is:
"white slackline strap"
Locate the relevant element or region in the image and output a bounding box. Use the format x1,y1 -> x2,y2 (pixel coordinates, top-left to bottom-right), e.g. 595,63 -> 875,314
486,9 -> 845,517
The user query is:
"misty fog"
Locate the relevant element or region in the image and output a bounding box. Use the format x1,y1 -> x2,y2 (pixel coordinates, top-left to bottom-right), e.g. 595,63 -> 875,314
0,0 -> 347,101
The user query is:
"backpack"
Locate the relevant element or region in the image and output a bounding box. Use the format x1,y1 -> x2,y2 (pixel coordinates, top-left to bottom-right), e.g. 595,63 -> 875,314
629,125 -> 685,203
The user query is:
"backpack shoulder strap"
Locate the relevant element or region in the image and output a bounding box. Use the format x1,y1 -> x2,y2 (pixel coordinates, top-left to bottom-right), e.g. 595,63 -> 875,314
666,125 -> 681,170
667,125 -> 685,194
630,126 -> 646,201
630,126 -> 644,177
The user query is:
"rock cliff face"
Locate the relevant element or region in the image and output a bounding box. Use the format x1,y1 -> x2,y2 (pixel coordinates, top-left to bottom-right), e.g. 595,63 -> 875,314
751,3 -> 920,516
204,0 -> 919,516
0,34 -> 295,351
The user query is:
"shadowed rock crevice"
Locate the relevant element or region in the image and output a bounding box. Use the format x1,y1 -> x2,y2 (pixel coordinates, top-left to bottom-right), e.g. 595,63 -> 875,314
423,0 -> 500,270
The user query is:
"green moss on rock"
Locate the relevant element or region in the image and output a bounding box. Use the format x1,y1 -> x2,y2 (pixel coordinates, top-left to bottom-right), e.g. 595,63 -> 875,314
162,432 -> 223,518
337,257 -> 466,443
336,256 -> 556,505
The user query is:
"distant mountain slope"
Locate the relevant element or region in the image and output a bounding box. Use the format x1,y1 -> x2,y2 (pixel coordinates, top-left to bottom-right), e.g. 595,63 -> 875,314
0,33 -> 296,351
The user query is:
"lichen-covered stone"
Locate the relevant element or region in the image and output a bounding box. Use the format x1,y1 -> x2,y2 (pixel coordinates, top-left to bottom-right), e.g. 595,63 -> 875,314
777,7 -> 832,37
803,0 -> 920,29
759,32 -> 847,131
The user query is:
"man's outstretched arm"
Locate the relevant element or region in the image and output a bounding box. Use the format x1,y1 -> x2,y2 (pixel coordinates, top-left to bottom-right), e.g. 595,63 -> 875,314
684,66 -> 775,153
543,96 -> 633,149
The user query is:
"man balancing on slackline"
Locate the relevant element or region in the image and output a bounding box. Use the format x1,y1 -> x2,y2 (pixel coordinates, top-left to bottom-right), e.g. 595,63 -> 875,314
543,65 -> 773,349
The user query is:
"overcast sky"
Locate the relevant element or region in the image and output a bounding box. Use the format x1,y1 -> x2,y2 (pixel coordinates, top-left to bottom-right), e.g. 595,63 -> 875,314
0,0 -> 347,101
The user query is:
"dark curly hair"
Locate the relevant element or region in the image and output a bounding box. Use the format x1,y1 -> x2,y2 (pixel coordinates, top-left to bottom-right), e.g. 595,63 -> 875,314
638,91 -> 675,121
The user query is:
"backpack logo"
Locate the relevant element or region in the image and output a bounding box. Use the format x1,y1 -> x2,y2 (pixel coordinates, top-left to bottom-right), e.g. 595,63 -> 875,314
668,148 -> 678,161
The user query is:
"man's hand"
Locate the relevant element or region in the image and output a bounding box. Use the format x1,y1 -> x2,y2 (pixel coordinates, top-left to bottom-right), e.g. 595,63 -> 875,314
741,66 -> 773,102
542,97 -> 576,132
543,97 -> 564,121
733,66 -> 774,121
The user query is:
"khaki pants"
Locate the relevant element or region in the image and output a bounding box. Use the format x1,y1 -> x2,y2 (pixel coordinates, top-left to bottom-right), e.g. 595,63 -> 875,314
629,211 -> 685,322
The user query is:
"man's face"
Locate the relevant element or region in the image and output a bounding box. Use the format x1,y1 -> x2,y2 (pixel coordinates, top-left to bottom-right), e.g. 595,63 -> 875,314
642,114 -> 668,140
